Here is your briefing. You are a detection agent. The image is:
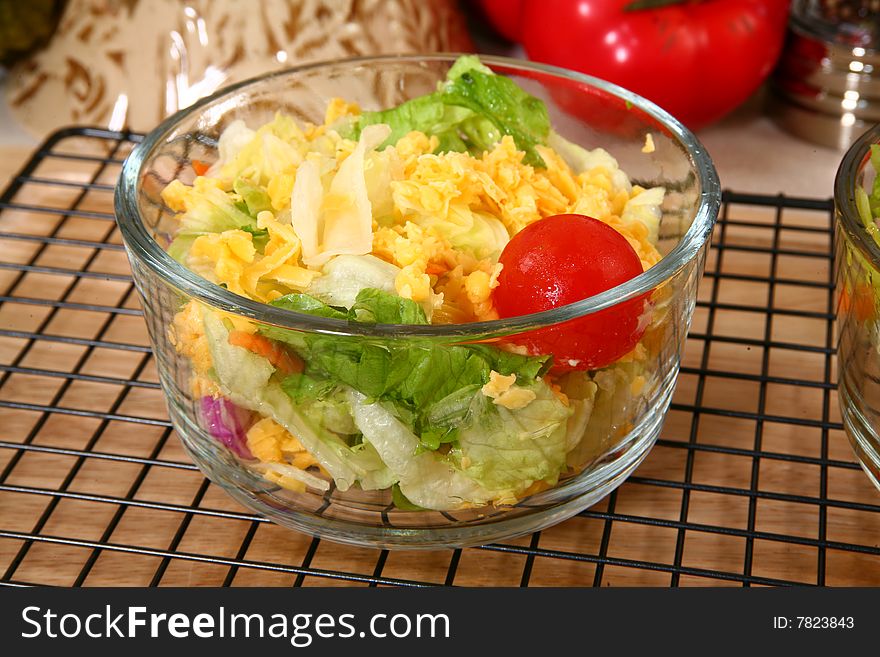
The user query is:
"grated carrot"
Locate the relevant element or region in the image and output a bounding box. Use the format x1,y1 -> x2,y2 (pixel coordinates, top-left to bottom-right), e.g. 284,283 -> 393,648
228,331 -> 304,375
191,159 -> 210,176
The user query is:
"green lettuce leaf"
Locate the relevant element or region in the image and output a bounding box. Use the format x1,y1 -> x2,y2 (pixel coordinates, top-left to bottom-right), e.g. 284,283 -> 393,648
869,144 -> 880,221
422,384 -> 482,429
165,185 -> 257,263
298,389 -> 359,437
201,307 -> 396,490
280,371 -> 337,404
264,289 -> 553,452
346,382 -> 572,509
167,235 -> 198,263
441,61 -> 550,167
233,177 -> 272,216
357,94 -> 473,152
391,483 -> 425,511
349,288 -> 428,324
270,288 -> 426,325
445,54 -> 493,80
270,293 -> 349,320
353,55 -> 550,167
464,344 -> 552,380
307,254 -> 401,310
453,382 -> 572,494
240,225 -> 270,251
412,205 -> 509,261
346,389 -> 495,509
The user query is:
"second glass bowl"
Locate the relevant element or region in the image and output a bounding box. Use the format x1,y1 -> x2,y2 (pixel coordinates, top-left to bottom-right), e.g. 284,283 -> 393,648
835,122 -> 880,491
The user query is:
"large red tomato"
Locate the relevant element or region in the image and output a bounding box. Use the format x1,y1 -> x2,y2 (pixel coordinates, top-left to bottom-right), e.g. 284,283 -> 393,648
480,0 -> 790,130
477,0 -> 524,42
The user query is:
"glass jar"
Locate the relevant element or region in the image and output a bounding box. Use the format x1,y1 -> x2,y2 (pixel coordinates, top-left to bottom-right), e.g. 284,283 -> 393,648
835,121 -> 880,490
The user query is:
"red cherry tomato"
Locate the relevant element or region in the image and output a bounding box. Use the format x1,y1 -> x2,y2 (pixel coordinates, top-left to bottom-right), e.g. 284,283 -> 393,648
493,214 -> 649,372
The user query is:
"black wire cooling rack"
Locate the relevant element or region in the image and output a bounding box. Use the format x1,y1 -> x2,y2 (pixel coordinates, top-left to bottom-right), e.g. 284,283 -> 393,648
1,127 -> 878,588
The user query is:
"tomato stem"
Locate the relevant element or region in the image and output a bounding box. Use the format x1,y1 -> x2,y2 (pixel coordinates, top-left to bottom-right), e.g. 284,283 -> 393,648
625,0 -> 698,10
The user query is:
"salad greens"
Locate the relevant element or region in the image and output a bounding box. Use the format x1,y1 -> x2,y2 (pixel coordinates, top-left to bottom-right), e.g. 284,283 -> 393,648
869,144 -> 880,223
233,177 -> 272,216
354,55 -> 550,167
454,383 -> 570,493
162,54 -> 664,510
166,184 -> 257,262
856,144 -> 880,249
266,288 -> 554,455
202,290 -> 575,505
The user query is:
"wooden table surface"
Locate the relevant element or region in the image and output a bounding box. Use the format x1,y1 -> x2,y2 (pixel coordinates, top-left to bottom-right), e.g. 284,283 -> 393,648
0,128 -> 878,588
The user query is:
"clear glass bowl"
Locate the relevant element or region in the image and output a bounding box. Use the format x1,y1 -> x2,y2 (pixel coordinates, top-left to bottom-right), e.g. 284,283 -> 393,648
835,122 -> 880,491
114,54 -> 721,548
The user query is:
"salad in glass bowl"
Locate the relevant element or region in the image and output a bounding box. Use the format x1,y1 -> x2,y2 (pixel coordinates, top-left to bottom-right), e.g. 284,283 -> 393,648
116,55 -> 720,547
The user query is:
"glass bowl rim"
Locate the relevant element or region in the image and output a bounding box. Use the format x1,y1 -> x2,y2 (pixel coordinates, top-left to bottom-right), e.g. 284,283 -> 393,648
115,53 -> 721,339
836,122 -> 880,266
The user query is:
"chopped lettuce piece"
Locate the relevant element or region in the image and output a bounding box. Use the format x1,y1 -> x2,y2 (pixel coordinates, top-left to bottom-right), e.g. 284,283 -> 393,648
857,186 -> 873,229
347,376 -> 575,509
354,55 -> 550,167
270,287 -> 425,325
271,292 -> 349,319
357,95 -> 472,152
346,389 -> 495,509
239,225 -> 270,251
546,130 -> 632,192
453,382 -> 571,495
391,483 -> 424,511
445,54 -> 493,80
421,384 -> 482,442
258,461 -> 330,491
349,288 -> 427,324
202,308 -> 275,392
622,186 -> 665,245
564,364 -> 643,469
202,308 -> 395,490
263,289 -> 552,452
233,177 -> 272,216
307,254 -> 400,310
306,341 -> 395,399
346,440 -> 398,491
441,63 -> 550,167
413,205 -> 509,261
207,119 -> 255,177
281,371 -> 338,404
167,235 -> 198,263
385,346 -> 488,409
870,144 -> 880,221
165,184 -> 257,263
464,344 -> 552,380
260,384 -> 378,491
214,113 -> 305,185
298,388 -> 360,436
364,148 -> 402,223
179,185 -> 257,233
